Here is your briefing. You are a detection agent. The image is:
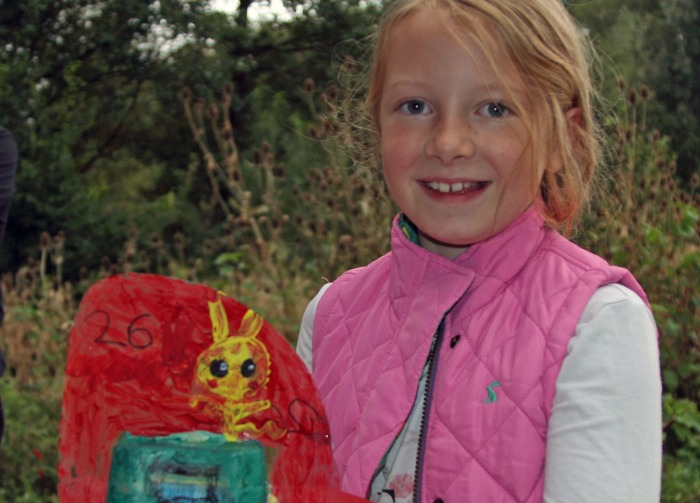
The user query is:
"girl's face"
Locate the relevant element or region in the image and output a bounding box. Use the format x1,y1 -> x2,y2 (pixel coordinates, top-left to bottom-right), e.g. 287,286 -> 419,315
379,9 -> 542,259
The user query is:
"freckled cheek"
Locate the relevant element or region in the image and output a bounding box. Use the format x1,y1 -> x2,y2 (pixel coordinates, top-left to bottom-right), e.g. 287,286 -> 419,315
382,141 -> 416,172
493,141 -> 529,174
382,159 -> 410,190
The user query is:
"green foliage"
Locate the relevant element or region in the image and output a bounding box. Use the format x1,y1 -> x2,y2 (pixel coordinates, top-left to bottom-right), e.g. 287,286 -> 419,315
0,0 -> 229,276
0,379 -> 61,503
0,0 -> 383,279
569,0 -> 700,180
663,394 -> 700,502
0,282 -> 69,502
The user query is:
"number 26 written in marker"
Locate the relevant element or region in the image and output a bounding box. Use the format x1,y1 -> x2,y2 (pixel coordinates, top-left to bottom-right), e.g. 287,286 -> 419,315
87,310 -> 154,350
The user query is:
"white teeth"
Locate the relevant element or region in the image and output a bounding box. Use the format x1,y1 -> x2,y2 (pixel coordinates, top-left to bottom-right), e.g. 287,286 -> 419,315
427,181 -> 476,193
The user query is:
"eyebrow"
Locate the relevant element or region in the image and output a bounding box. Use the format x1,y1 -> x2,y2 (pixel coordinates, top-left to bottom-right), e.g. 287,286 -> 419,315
383,79 -> 527,99
382,78 -> 430,91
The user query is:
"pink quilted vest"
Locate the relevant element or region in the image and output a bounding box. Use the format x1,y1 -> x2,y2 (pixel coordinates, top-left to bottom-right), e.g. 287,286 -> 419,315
312,207 -> 647,503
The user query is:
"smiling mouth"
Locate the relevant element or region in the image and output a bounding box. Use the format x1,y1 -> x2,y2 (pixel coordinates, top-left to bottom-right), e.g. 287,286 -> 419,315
425,181 -> 488,194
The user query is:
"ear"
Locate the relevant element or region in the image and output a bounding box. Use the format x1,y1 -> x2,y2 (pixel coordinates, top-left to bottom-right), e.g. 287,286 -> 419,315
237,309 -> 264,340
566,106 -> 582,128
550,107 -> 582,173
208,294 -> 230,343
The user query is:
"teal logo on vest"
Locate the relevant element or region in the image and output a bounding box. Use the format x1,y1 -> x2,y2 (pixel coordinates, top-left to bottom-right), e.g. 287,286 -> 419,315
483,381 -> 500,404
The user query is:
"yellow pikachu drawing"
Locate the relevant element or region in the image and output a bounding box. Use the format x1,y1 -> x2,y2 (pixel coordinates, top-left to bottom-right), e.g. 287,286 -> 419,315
193,293 -> 285,441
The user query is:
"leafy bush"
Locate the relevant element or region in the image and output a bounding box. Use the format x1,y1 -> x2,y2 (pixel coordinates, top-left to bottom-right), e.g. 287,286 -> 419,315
662,395 -> 700,502
0,276 -> 69,502
577,83 -> 700,502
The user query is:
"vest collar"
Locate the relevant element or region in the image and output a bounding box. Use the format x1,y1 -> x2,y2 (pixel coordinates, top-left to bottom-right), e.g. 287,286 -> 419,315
389,206 -> 547,322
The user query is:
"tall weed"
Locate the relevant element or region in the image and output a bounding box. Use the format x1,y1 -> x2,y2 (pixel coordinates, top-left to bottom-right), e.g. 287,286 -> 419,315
577,83 -> 700,502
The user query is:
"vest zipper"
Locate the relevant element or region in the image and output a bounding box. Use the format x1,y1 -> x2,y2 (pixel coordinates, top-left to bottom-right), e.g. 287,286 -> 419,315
413,319 -> 445,503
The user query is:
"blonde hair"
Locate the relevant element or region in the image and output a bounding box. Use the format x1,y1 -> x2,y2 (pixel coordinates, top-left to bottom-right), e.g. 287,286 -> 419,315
362,0 -> 603,235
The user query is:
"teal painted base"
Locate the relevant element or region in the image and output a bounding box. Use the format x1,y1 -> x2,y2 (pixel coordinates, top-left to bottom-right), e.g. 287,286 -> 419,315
106,431 -> 267,503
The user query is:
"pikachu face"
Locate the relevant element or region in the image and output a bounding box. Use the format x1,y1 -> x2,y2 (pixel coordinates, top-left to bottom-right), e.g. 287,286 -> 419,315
197,336 -> 270,401
195,296 -> 271,402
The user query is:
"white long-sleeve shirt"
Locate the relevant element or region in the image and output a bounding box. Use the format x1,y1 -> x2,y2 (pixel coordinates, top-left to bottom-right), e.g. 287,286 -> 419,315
297,283 -> 662,503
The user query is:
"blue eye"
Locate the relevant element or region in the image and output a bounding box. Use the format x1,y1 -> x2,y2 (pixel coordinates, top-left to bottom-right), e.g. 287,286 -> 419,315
482,102 -> 510,118
401,100 -> 429,114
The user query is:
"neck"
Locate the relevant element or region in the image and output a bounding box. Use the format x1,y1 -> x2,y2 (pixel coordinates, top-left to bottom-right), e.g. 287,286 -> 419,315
418,231 -> 470,260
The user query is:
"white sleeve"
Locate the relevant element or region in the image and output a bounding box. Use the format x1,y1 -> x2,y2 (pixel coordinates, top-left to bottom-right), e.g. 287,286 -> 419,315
544,284 -> 662,503
296,282 -> 332,373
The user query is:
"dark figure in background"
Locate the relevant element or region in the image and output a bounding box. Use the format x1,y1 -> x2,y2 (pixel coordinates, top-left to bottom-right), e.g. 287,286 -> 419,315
0,126 -> 18,444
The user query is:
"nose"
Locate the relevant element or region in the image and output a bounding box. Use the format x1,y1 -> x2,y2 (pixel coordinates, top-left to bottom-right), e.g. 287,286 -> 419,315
425,114 -> 476,164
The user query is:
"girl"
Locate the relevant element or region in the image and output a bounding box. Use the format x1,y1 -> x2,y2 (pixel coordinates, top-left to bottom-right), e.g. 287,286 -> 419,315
297,1 -> 662,502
